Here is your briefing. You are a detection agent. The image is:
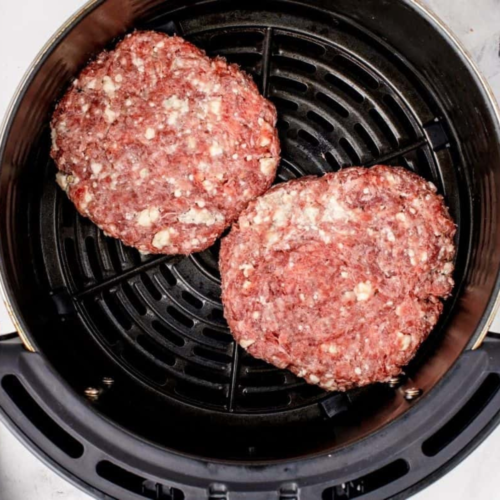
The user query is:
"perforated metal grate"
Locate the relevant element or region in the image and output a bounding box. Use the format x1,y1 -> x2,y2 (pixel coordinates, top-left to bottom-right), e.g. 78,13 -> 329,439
39,6 -> 462,415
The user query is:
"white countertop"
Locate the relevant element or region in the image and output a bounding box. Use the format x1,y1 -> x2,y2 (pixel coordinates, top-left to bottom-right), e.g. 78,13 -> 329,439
1,0 -> 500,498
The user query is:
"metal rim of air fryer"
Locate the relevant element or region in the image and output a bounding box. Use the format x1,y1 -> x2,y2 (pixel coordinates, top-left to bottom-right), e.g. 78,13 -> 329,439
1,0 -> 500,499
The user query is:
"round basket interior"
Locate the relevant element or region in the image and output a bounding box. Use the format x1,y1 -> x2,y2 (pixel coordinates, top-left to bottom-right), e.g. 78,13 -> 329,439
1,0 -> 499,463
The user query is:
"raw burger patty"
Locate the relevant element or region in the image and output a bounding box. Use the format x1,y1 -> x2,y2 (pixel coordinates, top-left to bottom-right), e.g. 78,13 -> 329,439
220,166 -> 456,391
50,31 -> 280,254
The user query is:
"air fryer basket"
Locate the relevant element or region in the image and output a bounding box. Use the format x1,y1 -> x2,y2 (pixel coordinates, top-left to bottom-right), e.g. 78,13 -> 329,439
1,0 -> 500,498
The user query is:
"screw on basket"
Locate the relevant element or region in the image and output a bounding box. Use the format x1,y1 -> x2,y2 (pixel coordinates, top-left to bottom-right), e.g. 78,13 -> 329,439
102,377 -> 115,387
388,376 -> 403,388
84,387 -> 101,401
404,387 -> 422,401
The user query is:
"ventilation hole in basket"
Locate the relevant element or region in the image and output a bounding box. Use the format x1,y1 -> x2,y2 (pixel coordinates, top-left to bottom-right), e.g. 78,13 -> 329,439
242,355 -> 276,368
102,291 -> 132,331
60,196 -> 75,228
270,75 -> 308,93
106,239 -> 123,273
160,264 -> 177,286
83,297 -> 120,345
334,55 -> 380,90
275,33 -> 326,57
193,346 -> 232,365
271,95 -> 299,112
203,327 -> 233,344
325,152 -> 341,170
307,111 -> 334,132
85,237 -> 103,282
324,73 -> 364,103
2,375 -> 84,458
96,461 -> 185,500
137,335 -> 176,367
244,372 -> 287,387
415,148 -> 435,182
339,137 -> 361,164
151,320 -> 185,347
209,31 -> 264,51
185,364 -> 229,384
422,373 -> 500,457
354,123 -> 380,157
316,92 -> 349,118
167,306 -> 194,328
63,239 -> 83,289
140,273 -> 162,301
369,108 -> 398,148
321,459 -> 409,499
294,382 -> 325,400
121,344 -> 167,385
223,52 -> 261,70
181,290 -> 203,309
121,282 -> 147,316
125,245 -> 143,267
383,94 -> 417,139
273,55 -> 316,74
240,390 -> 291,409
175,380 -> 227,406
209,308 -> 226,324
277,119 -> 290,132
298,129 -> 320,147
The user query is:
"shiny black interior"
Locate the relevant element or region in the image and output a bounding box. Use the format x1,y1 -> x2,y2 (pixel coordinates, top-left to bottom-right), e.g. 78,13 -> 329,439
0,0 -> 499,462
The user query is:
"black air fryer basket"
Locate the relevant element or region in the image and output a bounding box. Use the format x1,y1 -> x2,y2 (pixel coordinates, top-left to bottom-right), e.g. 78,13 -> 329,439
1,0 -> 500,498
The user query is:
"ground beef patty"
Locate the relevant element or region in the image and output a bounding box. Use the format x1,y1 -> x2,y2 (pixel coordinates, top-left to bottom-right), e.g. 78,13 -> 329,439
51,31 -> 280,254
220,166 -> 456,391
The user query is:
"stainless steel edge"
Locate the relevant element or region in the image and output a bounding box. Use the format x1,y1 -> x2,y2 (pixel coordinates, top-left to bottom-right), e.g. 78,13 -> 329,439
409,0 -> 500,350
0,0 -> 101,353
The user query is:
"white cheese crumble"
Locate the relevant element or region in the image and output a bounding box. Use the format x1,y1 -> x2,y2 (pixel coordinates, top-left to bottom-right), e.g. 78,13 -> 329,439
240,338 -> 255,348
178,208 -> 224,226
323,197 -> 348,221
104,106 -> 117,123
152,228 -> 172,249
167,112 -> 179,125
442,262 -> 454,274
259,157 -> 275,176
132,55 -> 145,72
162,96 -> 189,113
239,264 -> 254,277
137,207 -> 160,227
260,136 -> 271,147
56,172 -> 69,191
397,332 -> 412,351
353,281 -> 374,301
208,98 -> 222,116
90,162 -> 103,175
102,76 -> 115,96
145,127 -> 156,140
210,143 -> 223,156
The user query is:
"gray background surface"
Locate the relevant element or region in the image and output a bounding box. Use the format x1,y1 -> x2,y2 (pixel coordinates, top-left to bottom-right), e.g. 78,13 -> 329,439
1,0 -> 500,498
